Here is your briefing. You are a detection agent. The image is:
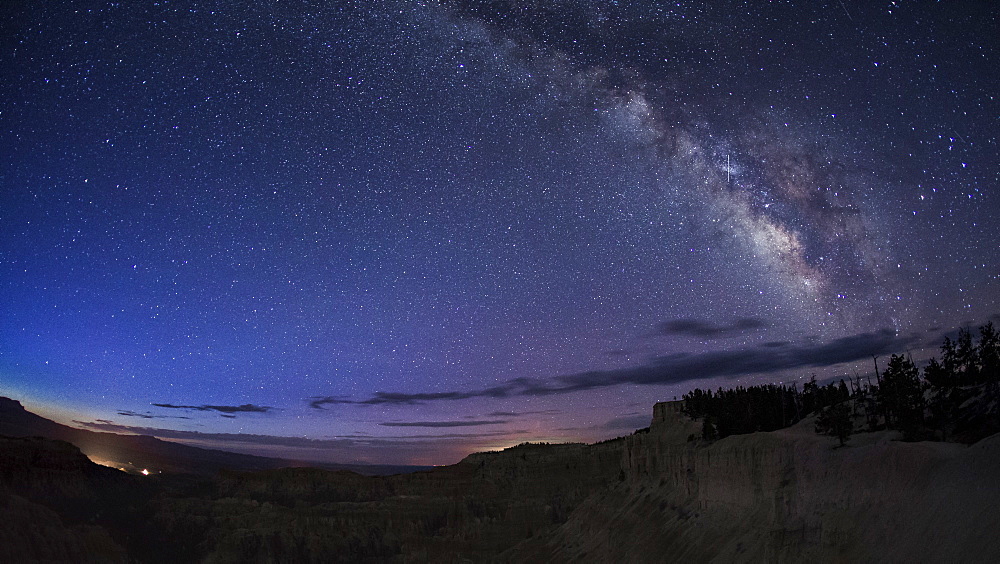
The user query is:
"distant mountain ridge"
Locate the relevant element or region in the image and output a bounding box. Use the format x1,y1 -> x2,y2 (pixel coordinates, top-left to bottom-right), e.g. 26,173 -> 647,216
0,397 -> 426,476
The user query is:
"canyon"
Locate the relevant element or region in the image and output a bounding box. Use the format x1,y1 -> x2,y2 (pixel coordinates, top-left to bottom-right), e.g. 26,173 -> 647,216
2,398 -> 998,562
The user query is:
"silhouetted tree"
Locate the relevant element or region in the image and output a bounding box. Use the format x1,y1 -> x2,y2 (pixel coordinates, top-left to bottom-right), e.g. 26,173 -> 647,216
701,416 -> 718,442
956,328 -> 980,384
979,322 -> 1000,383
925,356 -> 959,440
683,321 -> 999,446
923,355 -> 951,388
815,402 -> 853,446
922,322 -> 1000,440
801,375 -> 819,415
683,383 -> 803,439
878,354 -> 924,438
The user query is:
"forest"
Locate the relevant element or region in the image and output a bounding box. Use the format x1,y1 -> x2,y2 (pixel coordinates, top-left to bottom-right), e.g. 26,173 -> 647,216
681,322 -> 1000,446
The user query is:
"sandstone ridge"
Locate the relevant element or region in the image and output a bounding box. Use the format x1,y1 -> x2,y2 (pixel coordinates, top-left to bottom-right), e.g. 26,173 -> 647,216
505,400 -> 1000,562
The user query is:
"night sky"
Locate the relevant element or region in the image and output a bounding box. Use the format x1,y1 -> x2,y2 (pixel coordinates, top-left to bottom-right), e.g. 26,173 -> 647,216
2,0 -> 997,465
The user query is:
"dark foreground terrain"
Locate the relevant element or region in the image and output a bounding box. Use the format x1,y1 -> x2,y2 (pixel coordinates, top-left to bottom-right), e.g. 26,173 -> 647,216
2,399 -> 999,562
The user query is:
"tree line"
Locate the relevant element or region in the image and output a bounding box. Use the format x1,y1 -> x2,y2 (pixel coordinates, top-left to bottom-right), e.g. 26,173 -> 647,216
681,322 -> 1000,446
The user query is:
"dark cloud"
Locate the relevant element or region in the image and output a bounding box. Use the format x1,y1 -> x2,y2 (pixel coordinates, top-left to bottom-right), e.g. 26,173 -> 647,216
656,317 -> 768,339
924,317 -> 1000,350
307,396 -> 351,409
309,381 -> 541,409
311,378 -> 552,409
314,329 -> 914,407
117,410 -> 191,420
152,403 -> 272,414
74,421 -> 527,446
72,420 -> 535,466
118,410 -> 155,419
367,430 -> 529,440
599,413 -> 652,431
486,409 -> 562,418
75,421 -> 355,448
928,322 -> 985,348
556,329 -> 916,392
379,420 -> 507,428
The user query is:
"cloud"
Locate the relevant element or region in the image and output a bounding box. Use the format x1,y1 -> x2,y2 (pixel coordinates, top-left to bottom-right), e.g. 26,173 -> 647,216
117,410 -> 191,420
72,420 -> 535,466
310,378 -> 553,409
74,420 -> 528,446
926,319 -> 995,348
75,420 -> 353,447
379,420 -> 507,428
307,396 -> 352,409
600,413 -> 652,431
485,409 -> 562,418
308,380 -> 541,409
118,410 -> 156,419
314,329 -> 913,407
553,329 -> 915,392
152,403 -> 272,414
656,317 -> 768,339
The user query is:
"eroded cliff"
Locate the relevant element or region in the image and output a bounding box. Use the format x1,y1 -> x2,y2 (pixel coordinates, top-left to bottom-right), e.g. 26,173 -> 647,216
506,402 -> 1000,562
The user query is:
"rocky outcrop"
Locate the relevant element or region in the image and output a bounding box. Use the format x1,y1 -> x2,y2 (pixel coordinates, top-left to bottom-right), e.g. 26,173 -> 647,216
0,436 -> 134,563
507,403 -> 1000,562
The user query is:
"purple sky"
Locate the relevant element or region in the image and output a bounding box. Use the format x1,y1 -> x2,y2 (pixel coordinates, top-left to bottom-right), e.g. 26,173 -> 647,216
2,1 -> 997,465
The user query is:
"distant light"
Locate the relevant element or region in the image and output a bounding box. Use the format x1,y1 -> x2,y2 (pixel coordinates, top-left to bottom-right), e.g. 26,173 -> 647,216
141,469 -> 150,476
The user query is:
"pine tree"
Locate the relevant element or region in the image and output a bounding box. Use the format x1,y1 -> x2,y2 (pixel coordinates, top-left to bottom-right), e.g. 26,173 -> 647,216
955,328 -> 980,384
978,322 -> 1000,383
701,416 -> 718,442
838,379 -> 850,403
815,402 -> 853,446
802,375 -> 818,415
879,354 -> 925,439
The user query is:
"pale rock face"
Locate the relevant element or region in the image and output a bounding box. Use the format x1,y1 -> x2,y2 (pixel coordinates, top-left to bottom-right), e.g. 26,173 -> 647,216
512,402 -> 1000,562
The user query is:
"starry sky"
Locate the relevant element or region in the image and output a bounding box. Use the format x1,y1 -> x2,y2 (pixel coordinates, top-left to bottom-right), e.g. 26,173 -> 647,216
2,0 -> 997,466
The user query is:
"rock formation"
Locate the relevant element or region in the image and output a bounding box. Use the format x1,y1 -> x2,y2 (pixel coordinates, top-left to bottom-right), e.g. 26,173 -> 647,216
2,398 -> 999,562
508,401 -> 1000,562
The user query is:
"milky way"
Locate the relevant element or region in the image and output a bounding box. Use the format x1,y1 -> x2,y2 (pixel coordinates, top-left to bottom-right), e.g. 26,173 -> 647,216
1,1 -> 997,464
434,2 -> 895,329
